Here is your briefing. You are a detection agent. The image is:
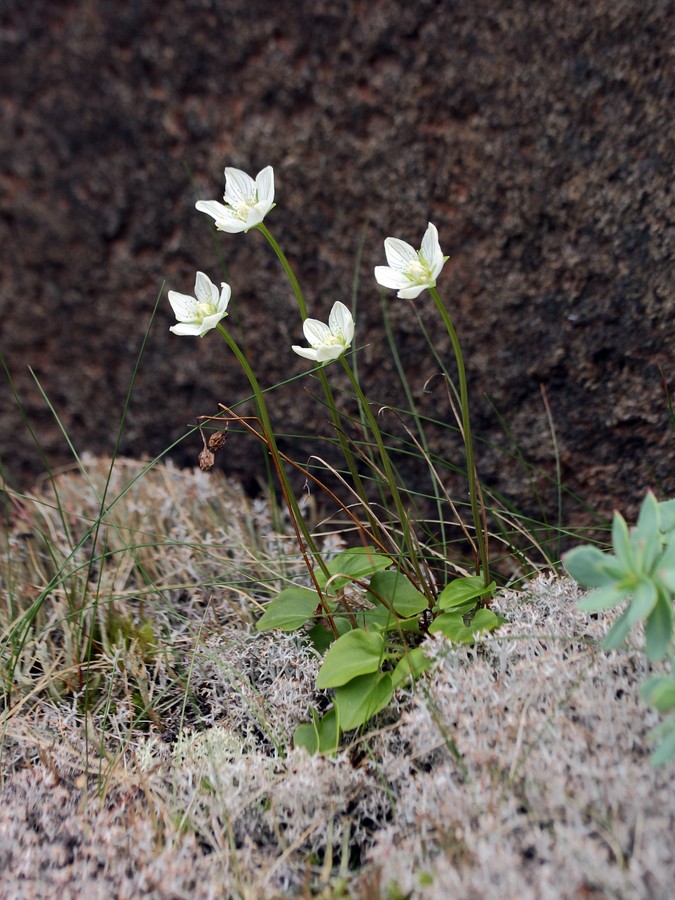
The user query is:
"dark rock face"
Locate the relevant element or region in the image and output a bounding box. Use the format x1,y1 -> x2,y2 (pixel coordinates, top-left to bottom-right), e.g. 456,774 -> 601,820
1,0 -> 673,534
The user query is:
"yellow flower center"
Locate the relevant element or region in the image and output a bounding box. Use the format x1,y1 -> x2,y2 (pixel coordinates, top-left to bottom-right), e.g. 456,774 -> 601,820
405,256 -> 431,283
323,333 -> 345,347
229,190 -> 258,222
196,300 -> 218,320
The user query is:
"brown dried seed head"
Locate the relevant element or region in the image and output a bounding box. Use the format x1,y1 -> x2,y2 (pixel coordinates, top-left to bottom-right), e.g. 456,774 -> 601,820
208,430 -> 227,451
198,448 -> 216,470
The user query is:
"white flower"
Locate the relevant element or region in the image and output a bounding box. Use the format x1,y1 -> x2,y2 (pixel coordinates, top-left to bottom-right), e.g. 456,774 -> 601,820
374,222 -> 448,299
168,271 -> 231,337
292,301 -> 355,364
195,166 -> 275,233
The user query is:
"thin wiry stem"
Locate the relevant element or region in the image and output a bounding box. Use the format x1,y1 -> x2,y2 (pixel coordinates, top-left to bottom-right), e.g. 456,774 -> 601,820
216,324 -> 337,634
429,286 -> 490,586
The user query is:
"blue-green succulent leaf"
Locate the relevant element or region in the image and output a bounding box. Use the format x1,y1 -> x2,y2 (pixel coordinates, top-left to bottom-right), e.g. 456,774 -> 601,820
577,582 -> 630,612
601,607 -> 633,650
648,718 -> 675,766
611,511 -> 632,562
632,491 -> 663,572
659,499 -> 675,533
640,675 -> 675,711
625,578 -> 659,627
644,594 -> 673,661
564,546 -> 623,588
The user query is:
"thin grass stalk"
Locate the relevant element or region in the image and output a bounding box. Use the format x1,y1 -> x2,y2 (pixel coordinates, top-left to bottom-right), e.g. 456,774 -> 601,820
381,295 -> 449,555
429,286 -> 489,585
257,222 -> 379,537
339,357 -> 434,602
215,325 -> 338,634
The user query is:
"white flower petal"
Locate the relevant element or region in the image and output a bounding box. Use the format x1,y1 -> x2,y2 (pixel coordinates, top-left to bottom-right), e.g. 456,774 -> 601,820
170,322 -> 203,336
384,237 -> 417,271
168,291 -> 198,321
303,317 -> 332,347
396,283 -> 428,300
292,345 -> 319,361
218,282 -> 231,309
199,311 -> 225,334
328,301 -> 352,336
194,271 -> 218,304
195,199 -> 228,220
420,223 -> 440,266
315,344 -> 345,363
224,167 -> 256,205
195,200 -> 247,233
255,166 -> 275,207
243,207 -> 264,230
374,265 -> 412,291
218,218 -> 249,234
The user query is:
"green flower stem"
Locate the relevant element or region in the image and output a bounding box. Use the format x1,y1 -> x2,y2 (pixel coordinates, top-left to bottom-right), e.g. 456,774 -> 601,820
216,323 -> 333,593
256,222 -> 308,321
339,356 -> 433,602
429,286 -> 489,585
258,223 -> 380,541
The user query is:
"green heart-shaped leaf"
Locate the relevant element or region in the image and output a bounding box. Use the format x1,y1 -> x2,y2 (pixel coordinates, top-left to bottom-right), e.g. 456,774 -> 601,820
256,587 -> 319,631
316,628 -> 384,689
367,570 -> 428,617
438,575 -> 495,612
315,547 -> 391,595
334,672 -> 393,731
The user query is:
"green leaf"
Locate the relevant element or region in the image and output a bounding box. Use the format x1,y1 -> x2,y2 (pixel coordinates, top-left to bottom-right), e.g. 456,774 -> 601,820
352,607 -> 421,634
635,490 -> 662,539
648,717 -> 675,766
293,722 -> 319,755
659,499 -> 675,533
294,707 -> 340,755
256,587 -> 319,632
390,647 -> 431,690
316,629 -> 384,689
428,611 -> 463,639
626,578 -> 658,627
429,607 -> 505,642
602,607 -> 633,651
315,547 -> 392,595
317,708 -> 340,753
307,617 -> 353,653
470,607 -> 507,633
644,594 -> 673,661
611,511 -> 632,563
632,491 -> 663,572
366,570 -> 428,617
438,575 -> 495,612
577,582 -> 631,612
293,707 -> 322,754
640,675 -> 675,711
564,546 -> 622,589
334,672 -> 393,731
353,606 -> 395,630
657,536 -> 675,591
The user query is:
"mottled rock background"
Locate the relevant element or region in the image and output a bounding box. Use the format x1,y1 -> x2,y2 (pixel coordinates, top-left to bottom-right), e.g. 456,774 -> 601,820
1,0 -> 673,535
